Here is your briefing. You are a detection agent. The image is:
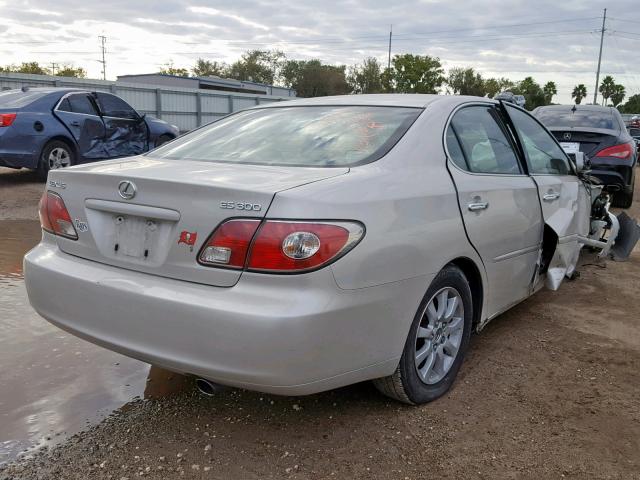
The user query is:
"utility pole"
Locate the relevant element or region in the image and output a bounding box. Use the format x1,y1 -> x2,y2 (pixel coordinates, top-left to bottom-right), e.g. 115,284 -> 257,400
50,62 -> 58,75
593,8 -> 606,105
98,35 -> 107,80
387,25 -> 392,70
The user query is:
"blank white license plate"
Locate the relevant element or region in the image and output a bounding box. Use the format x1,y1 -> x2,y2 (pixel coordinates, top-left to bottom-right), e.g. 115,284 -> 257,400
560,142 -> 580,155
114,215 -> 157,258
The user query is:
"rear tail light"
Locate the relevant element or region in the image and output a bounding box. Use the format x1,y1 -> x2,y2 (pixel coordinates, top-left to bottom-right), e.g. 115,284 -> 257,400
38,191 -> 78,240
199,219 -> 261,269
199,219 -> 364,273
595,143 -> 634,159
0,113 -> 17,127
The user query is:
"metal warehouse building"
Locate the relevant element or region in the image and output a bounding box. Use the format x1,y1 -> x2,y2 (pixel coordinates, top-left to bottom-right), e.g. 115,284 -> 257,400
117,73 -> 296,98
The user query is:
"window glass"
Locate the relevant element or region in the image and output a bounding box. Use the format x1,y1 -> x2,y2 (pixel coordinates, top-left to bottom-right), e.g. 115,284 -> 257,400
0,90 -> 49,108
57,98 -> 72,112
445,125 -> 467,170
96,93 -> 138,119
507,105 -> 571,175
152,106 -> 422,167
449,106 -> 521,174
535,107 -> 614,130
67,94 -> 98,115
628,128 -> 640,137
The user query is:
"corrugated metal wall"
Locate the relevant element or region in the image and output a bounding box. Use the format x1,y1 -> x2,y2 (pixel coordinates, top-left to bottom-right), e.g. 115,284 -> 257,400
0,72 -> 293,132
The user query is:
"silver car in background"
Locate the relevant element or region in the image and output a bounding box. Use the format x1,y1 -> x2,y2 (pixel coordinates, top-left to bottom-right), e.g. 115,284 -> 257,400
25,95 -> 631,405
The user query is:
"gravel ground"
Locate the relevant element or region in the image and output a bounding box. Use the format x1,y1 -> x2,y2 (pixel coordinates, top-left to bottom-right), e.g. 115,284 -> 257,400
1,166 -> 639,479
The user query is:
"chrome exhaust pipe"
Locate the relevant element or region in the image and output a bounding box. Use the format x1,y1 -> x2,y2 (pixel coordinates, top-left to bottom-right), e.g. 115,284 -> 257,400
195,378 -> 226,396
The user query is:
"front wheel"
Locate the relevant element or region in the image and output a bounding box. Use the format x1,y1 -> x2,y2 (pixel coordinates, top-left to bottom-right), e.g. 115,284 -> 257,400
37,140 -> 74,181
373,265 -> 473,405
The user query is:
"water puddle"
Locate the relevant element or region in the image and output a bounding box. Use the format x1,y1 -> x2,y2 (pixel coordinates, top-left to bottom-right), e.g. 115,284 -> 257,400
0,220 -> 188,464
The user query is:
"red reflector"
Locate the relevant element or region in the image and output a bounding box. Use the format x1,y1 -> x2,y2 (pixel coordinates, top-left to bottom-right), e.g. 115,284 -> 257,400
595,143 -> 633,159
248,222 -> 361,272
0,113 -> 17,127
38,191 -> 53,233
198,219 -> 261,269
39,191 -> 78,240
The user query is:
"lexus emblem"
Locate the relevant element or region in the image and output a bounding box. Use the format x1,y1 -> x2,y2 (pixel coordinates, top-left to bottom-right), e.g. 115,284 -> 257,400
563,132 -> 572,140
118,180 -> 137,200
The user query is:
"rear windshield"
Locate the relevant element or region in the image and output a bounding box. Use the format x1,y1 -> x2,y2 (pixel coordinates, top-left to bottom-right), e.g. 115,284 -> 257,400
535,108 -> 615,130
151,106 -> 422,167
0,90 -> 50,108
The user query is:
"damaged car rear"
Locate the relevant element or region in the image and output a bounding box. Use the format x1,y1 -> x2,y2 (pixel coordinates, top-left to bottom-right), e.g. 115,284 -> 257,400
24,95 -> 639,405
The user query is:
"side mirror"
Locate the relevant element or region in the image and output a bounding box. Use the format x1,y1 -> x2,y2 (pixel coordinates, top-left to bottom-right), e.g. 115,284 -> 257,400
573,151 -> 590,172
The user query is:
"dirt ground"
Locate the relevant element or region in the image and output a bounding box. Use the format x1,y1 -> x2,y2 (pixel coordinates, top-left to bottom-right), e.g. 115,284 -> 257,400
0,166 -> 639,480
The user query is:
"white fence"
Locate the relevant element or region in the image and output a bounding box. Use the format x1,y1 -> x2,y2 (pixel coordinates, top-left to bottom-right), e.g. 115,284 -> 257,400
0,72 -> 293,132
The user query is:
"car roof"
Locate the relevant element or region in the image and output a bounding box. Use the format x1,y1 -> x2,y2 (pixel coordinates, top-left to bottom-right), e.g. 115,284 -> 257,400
258,94 -> 493,109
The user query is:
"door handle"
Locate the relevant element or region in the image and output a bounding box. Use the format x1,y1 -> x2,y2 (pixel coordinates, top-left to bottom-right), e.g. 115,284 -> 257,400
468,201 -> 489,211
543,191 -> 560,201
70,121 -> 80,127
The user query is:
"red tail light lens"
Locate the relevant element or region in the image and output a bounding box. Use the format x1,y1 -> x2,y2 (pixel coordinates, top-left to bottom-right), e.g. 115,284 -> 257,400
0,113 -> 16,127
198,219 -> 261,268
248,222 -> 362,272
199,219 -> 364,273
595,143 -> 634,159
38,191 -> 78,240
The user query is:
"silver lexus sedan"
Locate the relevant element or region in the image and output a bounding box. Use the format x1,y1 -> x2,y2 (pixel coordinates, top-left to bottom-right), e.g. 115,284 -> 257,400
25,94 -> 624,404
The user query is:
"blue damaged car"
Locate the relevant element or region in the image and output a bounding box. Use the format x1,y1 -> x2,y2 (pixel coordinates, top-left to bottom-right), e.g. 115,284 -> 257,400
0,87 -> 180,179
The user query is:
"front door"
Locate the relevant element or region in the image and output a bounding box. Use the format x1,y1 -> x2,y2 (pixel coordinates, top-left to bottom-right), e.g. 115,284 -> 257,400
54,93 -> 106,160
445,104 -> 543,318
94,93 -> 148,158
505,104 -> 588,289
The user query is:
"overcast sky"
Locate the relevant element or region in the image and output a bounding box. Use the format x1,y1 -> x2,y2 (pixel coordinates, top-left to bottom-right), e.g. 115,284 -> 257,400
1,0 -> 638,103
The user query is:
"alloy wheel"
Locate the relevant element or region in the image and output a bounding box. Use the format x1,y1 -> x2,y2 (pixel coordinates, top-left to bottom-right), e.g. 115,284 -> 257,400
48,147 -> 71,170
414,287 -> 465,385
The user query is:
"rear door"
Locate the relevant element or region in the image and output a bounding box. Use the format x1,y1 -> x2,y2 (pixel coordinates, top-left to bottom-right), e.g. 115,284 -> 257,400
54,93 -> 106,160
505,104 -> 589,289
94,92 -> 148,158
446,104 -> 543,318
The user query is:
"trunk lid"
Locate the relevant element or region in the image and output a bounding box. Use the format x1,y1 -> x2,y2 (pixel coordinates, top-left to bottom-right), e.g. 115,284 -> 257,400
47,156 -> 348,286
549,127 -> 619,158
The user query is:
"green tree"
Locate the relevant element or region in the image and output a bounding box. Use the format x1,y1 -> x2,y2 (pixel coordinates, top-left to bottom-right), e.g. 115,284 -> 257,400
572,84 -> 587,104
56,65 -> 86,78
484,77 -> 515,98
347,57 -> 383,94
542,81 -> 557,105
511,77 -> 545,110
599,75 -> 616,105
10,62 -> 49,75
281,59 -> 349,97
446,67 -> 486,96
192,58 -> 228,78
620,94 -> 640,113
382,54 -> 444,94
227,50 -> 284,85
611,84 -> 626,107
159,62 -> 189,77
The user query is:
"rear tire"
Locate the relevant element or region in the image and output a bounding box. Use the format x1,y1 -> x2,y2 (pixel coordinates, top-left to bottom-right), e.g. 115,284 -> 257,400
37,140 -> 74,181
373,265 -> 473,405
612,184 -> 634,209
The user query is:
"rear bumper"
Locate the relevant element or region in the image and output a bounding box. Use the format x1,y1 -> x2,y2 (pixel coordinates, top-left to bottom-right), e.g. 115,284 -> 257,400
24,236 -> 429,395
590,162 -> 634,189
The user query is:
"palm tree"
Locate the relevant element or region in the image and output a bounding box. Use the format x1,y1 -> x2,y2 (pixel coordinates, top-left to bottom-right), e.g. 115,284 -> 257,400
611,84 -> 626,108
572,84 -> 587,104
543,81 -> 557,104
599,76 -> 616,105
